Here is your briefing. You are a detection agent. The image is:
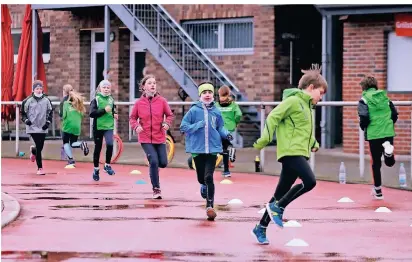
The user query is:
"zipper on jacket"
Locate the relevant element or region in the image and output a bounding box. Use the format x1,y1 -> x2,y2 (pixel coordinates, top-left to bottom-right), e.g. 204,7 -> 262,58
149,99 -> 153,143
308,101 -> 313,153
203,104 -> 209,154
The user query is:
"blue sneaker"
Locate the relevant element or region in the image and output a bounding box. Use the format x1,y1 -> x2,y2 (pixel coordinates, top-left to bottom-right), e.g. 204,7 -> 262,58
92,169 -> 100,181
266,202 -> 284,228
200,184 -> 207,199
251,224 -> 269,245
104,165 -> 115,175
222,171 -> 231,178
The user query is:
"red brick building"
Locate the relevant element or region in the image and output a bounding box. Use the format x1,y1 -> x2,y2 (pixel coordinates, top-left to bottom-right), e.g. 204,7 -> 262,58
7,4 -> 412,155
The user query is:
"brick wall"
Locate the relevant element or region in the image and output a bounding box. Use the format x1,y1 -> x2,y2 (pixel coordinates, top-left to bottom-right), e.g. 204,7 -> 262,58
343,16 -> 412,155
163,4 -> 276,102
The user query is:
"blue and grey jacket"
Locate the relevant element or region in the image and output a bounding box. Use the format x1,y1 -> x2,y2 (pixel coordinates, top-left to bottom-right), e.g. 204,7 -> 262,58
21,93 -> 53,134
180,101 -> 229,154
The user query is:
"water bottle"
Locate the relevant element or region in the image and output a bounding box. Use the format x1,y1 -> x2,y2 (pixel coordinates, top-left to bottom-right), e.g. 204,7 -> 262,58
339,162 -> 346,184
255,155 -> 261,172
399,163 -> 407,188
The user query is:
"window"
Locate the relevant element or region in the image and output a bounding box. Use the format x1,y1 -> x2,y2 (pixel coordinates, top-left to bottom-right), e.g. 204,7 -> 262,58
12,28 -> 50,64
182,18 -> 253,55
387,31 -> 412,92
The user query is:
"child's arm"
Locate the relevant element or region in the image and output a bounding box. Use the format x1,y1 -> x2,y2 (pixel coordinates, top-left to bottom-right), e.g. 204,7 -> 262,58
42,97 -> 53,130
389,100 -> 398,124
180,109 -> 205,134
59,96 -> 66,118
163,99 -> 175,128
234,103 -> 243,126
253,98 -> 294,150
89,99 -> 106,118
357,98 -> 370,131
310,135 -> 320,152
129,100 -> 140,130
216,113 -> 230,139
21,96 -> 31,125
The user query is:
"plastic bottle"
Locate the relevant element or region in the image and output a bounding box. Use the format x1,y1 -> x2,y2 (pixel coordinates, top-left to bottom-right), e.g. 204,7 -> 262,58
339,162 -> 346,184
399,163 -> 407,188
255,155 -> 261,172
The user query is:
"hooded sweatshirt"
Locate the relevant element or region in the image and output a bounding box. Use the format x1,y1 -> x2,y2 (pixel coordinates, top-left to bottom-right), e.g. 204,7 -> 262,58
253,88 -> 319,161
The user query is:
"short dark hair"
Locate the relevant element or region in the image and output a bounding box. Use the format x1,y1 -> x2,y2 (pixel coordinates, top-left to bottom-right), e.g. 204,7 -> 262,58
360,76 -> 378,91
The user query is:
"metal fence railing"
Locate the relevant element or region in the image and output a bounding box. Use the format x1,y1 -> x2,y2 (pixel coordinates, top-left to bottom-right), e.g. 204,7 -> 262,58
1,100 -> 411,178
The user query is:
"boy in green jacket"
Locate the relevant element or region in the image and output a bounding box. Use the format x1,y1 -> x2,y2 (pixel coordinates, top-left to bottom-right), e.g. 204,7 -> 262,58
216,85 -> 243,177
251,64 -> 327,245
357,76 -> 398,200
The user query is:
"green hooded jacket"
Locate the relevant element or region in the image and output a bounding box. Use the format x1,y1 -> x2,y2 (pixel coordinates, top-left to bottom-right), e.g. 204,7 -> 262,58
253,88 -> 319,161
62,101 -> 83,136
361,89 -> 395,140
216,102 -> 243,132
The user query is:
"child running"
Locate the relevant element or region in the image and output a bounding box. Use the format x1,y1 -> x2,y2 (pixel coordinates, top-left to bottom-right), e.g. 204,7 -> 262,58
21,80 -> 53,175
357,76 -> 398,200
251,64 -> 327,244
61,86 -> 89,167
216,85 -> 242,177
89,80 -> 118,181
180,82 -> 233,221
59,84 -> 74,118
129,75 -> 174,199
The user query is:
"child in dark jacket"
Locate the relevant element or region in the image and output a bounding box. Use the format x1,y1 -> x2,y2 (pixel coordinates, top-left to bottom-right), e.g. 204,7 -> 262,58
357,76 -> 398,200
180,82 -> 232,221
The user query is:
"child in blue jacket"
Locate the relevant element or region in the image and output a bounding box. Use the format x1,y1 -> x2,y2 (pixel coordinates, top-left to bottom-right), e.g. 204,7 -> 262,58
180,82 -> 232,221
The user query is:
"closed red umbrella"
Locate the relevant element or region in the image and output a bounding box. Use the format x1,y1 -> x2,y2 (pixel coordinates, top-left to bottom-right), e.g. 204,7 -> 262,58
12,4 -> 47,102
1,4 -> 15,122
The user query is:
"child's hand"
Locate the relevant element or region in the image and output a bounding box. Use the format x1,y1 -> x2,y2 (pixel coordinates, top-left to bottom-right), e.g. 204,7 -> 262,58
162,122 -> 169,130
311,147 -> 319,152
227,133 -> 233,141
135,126 -> 143,134
105,105 -> 112,113
113,114 -> 118,120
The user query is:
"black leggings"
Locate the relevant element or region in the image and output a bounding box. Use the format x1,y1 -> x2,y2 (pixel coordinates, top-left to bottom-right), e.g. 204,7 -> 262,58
369,137 -> 395,187
30,133 -> 46,169
260,156 -> 316,227
194,154 -> 217,208
93,129 -> 113,168
222,139 -> 232,172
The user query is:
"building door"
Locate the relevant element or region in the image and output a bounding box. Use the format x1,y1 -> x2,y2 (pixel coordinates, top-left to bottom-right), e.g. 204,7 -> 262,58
90,31 -> 105,137
129,33 -> 146,140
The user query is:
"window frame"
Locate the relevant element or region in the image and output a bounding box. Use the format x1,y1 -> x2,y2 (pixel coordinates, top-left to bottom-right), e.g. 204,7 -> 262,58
182,17 -> 254,55
12,28 -> 51,64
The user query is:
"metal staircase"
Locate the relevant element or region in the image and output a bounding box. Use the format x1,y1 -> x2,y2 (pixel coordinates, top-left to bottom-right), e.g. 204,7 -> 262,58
109,4 -> 260,147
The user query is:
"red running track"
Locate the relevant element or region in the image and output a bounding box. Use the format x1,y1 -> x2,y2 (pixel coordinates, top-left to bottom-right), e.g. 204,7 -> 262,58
1,158 -> 412,261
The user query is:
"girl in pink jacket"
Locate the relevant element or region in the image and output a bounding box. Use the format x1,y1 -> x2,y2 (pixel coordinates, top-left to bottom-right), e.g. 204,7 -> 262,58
129,75 -> 174,199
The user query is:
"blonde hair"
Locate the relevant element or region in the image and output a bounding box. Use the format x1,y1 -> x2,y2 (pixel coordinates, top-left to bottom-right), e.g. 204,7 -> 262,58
139,74 -> 156,92
63,84 -> 74,96
298,64 -> 328,92
68,90 -> 86,115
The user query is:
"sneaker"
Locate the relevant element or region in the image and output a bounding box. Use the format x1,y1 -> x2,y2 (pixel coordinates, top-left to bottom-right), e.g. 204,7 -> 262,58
153,188 -> 162,199
104,165 -> 115,175
228,146 -> 236,162
222,171 -> 231,178
93,169 -> 100,181
371,187 -> 384,200
266,202 -> 284,228
67,159 -> 76,167
206,207 -> 217,221
382,141 -> 394,157
200,184 -> 207,199
251,224 -> 269,245
36,168 -> 45,175
81,141 -> 89,156
30,145 -> 36,162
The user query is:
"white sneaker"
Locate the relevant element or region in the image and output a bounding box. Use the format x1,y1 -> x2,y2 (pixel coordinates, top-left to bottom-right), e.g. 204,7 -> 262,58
153,188 -> 162,199
382,141 -> 394,157
371,187 -> 384,200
